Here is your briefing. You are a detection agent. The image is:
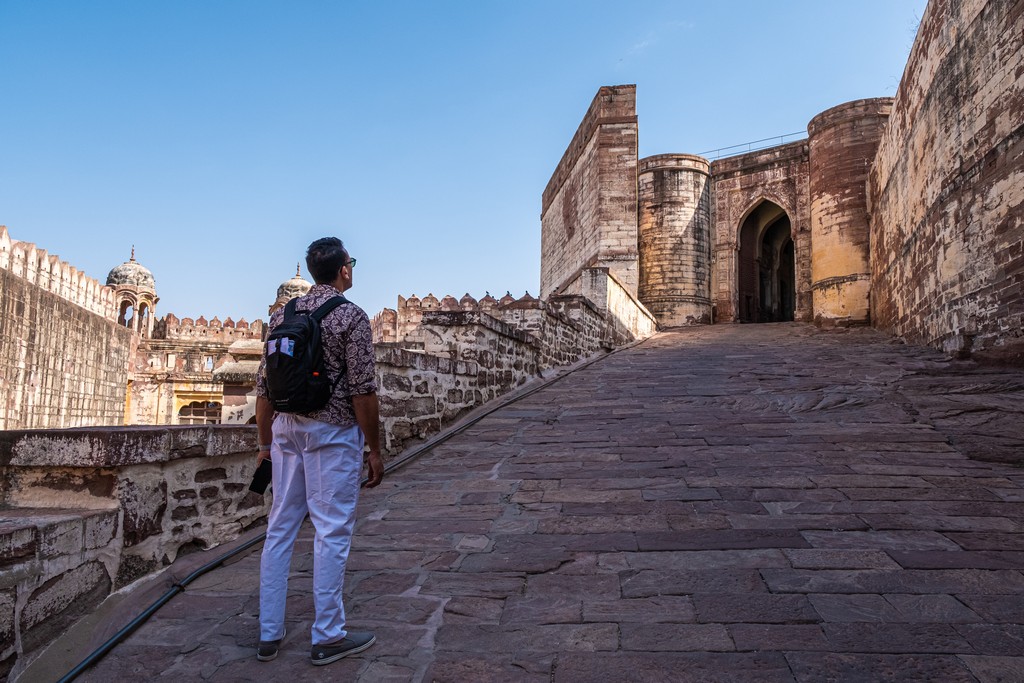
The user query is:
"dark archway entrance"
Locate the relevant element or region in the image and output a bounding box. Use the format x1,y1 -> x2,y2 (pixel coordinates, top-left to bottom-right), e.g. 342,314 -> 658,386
738,201 -> 795,323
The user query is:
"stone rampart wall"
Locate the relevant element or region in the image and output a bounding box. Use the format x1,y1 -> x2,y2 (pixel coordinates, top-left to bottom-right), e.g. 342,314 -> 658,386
155,313 -> 264,342
540,85 -> 639,298
869,0 -> 1024,361
0,426 -> 268,676
372,283 -> 654,453
0,270 -> 133,431
0,227 -> 117,320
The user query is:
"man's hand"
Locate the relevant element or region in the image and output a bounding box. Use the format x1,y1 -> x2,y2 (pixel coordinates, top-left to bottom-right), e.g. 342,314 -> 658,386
257,446 -> 271,467
362,450 -> 384,488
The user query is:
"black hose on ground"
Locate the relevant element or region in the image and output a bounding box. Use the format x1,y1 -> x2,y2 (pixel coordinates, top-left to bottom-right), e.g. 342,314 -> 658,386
55,533 -> 269,683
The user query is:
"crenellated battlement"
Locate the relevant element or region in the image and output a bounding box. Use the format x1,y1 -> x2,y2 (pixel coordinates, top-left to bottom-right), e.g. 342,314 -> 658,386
0,225 -> 119,320
373,291 -> 543,344
155,312 -> 264,341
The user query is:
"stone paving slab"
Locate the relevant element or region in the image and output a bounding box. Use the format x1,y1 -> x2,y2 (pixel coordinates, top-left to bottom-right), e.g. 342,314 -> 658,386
29,324 -> 1024,682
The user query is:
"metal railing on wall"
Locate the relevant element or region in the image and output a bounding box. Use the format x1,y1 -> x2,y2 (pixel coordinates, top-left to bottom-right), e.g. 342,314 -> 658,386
699,131 -> 807,161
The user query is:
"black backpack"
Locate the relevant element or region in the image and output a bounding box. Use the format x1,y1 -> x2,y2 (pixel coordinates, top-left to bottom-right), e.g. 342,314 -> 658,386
265,296 -> 348,413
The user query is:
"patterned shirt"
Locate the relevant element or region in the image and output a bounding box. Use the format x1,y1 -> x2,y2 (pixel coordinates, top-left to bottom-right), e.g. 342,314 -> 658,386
256,284 -> 377,428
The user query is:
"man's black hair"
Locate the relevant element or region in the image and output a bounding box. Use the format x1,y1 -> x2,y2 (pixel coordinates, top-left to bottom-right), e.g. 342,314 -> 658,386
306,237 -> 348,284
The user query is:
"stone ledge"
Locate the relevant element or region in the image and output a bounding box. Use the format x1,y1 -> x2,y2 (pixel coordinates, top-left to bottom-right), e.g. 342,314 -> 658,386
0,425 -> 257,468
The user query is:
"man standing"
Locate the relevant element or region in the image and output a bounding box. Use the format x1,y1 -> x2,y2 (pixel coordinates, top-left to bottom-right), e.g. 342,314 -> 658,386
254,237 -> 384,666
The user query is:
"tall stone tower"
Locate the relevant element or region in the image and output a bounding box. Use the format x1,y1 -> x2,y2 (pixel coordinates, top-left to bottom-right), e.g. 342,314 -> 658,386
638,154 -> 712,325
807,98 -> 893,324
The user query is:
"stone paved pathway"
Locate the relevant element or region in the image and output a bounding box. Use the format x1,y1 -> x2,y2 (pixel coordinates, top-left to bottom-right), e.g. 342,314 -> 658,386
61,324 -> 1024,681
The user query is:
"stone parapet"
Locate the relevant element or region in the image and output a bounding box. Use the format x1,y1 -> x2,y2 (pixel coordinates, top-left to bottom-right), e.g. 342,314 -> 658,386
155,313 -> 263,342
0,226 -> 118,321
0,425 -> 268,675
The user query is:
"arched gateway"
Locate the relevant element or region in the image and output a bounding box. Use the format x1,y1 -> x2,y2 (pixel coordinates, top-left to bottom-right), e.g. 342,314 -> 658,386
737,200 -> 795,323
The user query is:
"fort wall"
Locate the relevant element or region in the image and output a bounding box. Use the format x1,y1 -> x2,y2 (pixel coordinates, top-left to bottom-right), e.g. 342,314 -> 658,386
869,0 -> 1024,361
0,227 -> 118,321
0,268 -> 132,431
540,85 -> 639,298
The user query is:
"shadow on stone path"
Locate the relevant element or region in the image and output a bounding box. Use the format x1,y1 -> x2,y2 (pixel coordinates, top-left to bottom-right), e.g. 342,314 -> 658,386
66,324 -> 1024,681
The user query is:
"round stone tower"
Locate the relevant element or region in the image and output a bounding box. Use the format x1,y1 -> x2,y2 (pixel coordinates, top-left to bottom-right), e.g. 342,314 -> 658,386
807,98 -> 893,324
106,247 -> 158,337
638,154 -> 712,326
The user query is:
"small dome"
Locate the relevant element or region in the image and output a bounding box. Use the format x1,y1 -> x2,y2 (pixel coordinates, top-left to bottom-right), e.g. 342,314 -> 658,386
106,247 -> 155,290
277,264 -> 312,300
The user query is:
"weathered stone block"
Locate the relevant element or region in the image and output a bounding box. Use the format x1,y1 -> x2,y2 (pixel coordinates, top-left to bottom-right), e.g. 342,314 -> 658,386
0,589 -> 14,652
403,397 -> 437,418
119,478 -> 167,547
194,467 -> 226,483
202,500 -> 230,516
83,510 -> 118,550
0,525 -> 36,570
171,505 -> 198,521
199,486 -> 219,499
115,554 -> 160,589
382,374 -> 412,393
20,561 -> 111,652
39,518 -> 84,560
389,421 -> 414,442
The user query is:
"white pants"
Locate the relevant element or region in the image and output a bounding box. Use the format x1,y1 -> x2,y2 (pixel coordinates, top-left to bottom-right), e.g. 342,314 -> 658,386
259,413 -> 363,645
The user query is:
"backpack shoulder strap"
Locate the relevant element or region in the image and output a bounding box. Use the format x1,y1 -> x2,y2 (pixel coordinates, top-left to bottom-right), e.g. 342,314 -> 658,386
283,298 -> 298,319
309,296 -> 349,323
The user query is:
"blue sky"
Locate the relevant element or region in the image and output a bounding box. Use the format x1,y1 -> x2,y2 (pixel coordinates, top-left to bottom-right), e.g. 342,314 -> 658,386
0,0 -> 927,322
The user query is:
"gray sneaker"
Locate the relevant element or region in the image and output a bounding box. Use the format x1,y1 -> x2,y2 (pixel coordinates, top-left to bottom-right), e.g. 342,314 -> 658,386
310,631 -> 376,665
257,636 -> 284,661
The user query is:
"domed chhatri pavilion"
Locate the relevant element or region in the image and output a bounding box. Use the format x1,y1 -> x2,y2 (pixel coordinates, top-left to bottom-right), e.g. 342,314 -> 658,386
106,247 -> 158,337
269,264 -> 312,314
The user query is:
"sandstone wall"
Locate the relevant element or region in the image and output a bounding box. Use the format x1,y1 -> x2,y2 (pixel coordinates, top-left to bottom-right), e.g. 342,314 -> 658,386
809,99 -> 893,324
155,313 -> 264,343
578,268 -> 658,346
0,227 -> 118,321
869,0 -> 1024,361
638,154 -> 713,325
0,269 -> 132,431
540,85 -> 639,298
709,142 -> 812,322
0,426 -> 268,676
369,279 -> 654,454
